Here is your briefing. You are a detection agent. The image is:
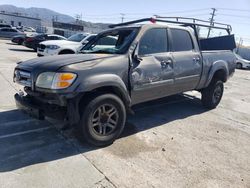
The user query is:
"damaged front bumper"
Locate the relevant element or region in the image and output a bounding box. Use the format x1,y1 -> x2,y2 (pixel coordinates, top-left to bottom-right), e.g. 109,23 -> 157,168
14,89 -> 82,125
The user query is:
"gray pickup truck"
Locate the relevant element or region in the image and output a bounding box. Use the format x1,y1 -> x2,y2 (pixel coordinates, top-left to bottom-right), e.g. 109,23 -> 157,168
14,18 -> 236,146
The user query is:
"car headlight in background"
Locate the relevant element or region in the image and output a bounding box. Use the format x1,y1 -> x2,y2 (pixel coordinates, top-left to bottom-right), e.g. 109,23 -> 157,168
46,45 -> 60,50
36,72 -> 77,89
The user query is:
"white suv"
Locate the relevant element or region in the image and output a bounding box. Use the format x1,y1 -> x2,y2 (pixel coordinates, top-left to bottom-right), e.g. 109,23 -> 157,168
37,33 -> 96,56
235,54 -> 250,69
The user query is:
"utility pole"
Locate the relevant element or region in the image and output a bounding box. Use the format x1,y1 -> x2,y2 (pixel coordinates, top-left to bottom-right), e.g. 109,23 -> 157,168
120,13 -> 125,23
237,38 -> 243,53
207,8 -> 217,38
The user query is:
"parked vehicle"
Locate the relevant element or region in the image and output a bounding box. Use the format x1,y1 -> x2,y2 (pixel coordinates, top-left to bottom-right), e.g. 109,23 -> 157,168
37,33 -> 95,56
11,35 -> 26,45
0,27 -> 25,38
0,23 -> 12,28
23,26 -> 36,32
11,32 -> 38,45
24,33 -> 67,51
235,53 -> 250,69
14,18 -> 236,146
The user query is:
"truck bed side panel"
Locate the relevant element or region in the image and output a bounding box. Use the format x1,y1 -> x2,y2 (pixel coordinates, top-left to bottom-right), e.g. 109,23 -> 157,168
196,50 -> 236,89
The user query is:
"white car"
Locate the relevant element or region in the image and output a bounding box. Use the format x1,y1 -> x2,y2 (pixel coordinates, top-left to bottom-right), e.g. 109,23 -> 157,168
37,33 -> 96,56
235,54 -> 250,69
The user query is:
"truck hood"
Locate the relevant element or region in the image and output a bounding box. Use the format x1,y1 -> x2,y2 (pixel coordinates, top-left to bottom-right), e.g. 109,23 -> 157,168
40,40 -> 81,46
17,54 -> 117,72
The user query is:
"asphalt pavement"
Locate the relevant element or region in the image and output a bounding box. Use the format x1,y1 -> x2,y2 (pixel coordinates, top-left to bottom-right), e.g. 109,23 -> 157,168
0,39 -> 249,188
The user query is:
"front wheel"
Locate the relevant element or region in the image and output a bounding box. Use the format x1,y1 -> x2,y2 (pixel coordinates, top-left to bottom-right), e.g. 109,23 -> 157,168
236,63 -> 243,69
77,94 -> 126,147
201,79 -> 224,109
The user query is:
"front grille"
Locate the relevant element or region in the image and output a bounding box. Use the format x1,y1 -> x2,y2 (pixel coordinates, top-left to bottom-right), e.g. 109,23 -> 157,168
14,69 -> 32,87
39,44 -> 46,50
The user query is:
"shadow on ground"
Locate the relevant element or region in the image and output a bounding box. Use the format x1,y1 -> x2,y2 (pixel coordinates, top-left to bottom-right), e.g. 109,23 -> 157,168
0,93 -> 207,172
8,48 -> 35,52
5,42 -> 19,45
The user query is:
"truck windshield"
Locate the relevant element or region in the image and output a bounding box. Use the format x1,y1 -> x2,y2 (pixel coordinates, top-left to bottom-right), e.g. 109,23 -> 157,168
81,28 -> 139,54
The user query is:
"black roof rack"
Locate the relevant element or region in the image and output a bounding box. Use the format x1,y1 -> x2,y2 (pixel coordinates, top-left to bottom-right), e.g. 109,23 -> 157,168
109,17 -> 232,34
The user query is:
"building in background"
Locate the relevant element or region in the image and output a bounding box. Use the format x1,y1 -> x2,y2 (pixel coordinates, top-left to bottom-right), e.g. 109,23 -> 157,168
0,11 -> 41,29
52,21 -> 84,37
0,10 -> 108,37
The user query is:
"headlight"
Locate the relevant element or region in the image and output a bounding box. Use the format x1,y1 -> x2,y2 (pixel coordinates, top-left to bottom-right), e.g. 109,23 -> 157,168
36,72 -> 77,89
46,45 -> 60,50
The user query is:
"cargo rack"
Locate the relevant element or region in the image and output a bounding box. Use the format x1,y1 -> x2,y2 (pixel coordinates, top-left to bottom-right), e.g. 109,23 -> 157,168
109,17 -> 232,37
109,17 -> 235,51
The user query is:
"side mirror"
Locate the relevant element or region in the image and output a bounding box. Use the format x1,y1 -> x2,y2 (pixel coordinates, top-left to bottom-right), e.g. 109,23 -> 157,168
134,54 -> 143,63
82,40 -> 88,45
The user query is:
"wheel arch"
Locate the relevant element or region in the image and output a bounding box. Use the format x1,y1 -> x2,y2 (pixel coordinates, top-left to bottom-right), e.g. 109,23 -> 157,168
205,60 -> 229,87
77,74 -> 132,114
58,49 -> 76,55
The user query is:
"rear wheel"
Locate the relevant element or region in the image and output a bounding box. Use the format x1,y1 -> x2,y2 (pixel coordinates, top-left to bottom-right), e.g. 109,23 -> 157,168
77,94 -> 126,147
18,39 -> 24,45
201,79 -> 224,109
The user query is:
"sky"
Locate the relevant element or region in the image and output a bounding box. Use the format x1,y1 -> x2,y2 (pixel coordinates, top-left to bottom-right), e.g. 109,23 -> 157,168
1,0 -> 250,44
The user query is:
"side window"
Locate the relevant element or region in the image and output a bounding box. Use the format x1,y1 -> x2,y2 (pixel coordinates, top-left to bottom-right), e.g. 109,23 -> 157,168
139,28 -> 168,55
47,36 -> 56,40
10,29 -> 17,32
1,28 -> 8,32
171,29 -> 194,52
58,36 -> 65,40
97,36 -> 117,46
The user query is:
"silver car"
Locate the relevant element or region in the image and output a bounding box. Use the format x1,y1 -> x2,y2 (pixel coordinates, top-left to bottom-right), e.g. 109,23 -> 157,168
0,27 -> 25,38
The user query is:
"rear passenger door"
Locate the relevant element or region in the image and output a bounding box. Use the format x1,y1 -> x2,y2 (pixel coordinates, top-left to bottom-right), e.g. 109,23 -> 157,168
131,28 -> 175,104
170,28 -> 202,92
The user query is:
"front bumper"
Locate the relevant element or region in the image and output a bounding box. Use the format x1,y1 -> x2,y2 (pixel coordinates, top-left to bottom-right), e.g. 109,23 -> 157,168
14,89 -> 82,125
37,48 -> 58,57
15,93 -> 45,120
14,92 -> 67,121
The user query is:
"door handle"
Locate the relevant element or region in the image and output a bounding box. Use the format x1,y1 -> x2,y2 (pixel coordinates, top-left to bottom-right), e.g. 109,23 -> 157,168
161,60 -> 172,67
193,57 -> 200,63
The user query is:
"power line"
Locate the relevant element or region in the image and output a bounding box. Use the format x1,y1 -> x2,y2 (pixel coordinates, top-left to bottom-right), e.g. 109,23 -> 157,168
216,8 -> 250,12
82,8 -> 210,17
218,13 -> 250,19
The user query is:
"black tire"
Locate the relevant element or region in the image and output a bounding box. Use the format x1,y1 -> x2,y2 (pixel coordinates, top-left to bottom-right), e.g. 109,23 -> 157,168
236,63 -> 243,69
77,94 -> 126,147
59,50 -> 75,55
18,39 -> 24,45
201,79 -> 224,109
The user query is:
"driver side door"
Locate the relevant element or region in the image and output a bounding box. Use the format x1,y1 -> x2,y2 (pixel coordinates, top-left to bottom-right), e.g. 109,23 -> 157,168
131,28 -> 175,105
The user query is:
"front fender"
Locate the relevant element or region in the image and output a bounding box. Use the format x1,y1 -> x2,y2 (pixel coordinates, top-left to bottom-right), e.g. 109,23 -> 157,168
205,60 -> 229,87
76,74 -> 131,105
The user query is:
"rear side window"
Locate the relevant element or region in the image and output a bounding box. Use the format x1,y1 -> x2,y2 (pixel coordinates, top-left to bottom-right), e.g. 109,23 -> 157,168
1,28 -> 8,32
171,29 -> 194,52
9,29 -> 17,32
139,28 -> 168,55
